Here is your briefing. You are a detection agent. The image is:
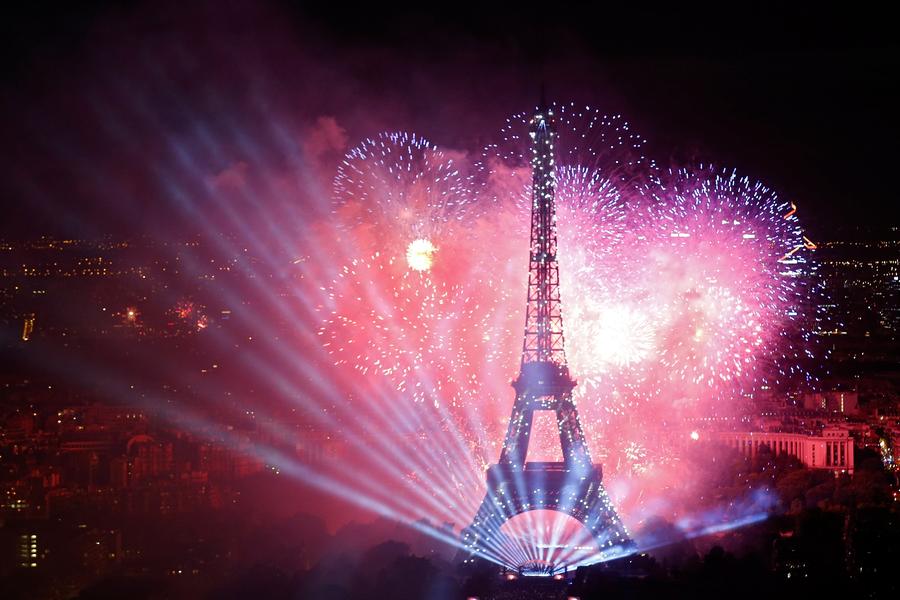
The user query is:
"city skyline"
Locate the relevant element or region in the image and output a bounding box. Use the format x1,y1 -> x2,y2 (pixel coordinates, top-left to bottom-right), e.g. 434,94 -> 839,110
0,3 -> 898,239
1,2 -> 899,599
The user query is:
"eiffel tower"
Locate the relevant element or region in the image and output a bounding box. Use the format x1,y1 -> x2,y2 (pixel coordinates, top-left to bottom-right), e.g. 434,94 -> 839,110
460,99 -> 633,571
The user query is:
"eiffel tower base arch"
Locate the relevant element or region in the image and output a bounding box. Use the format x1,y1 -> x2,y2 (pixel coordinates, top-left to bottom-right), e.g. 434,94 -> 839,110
458,462 -> 634,570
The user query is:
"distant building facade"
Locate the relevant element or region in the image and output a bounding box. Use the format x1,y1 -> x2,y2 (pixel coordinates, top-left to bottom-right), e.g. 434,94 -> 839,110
717,428 -> 854,474
802,391 -> 859,415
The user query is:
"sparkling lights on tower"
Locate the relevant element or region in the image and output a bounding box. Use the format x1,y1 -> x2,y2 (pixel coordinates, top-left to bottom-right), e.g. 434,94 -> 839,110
459,99 -> 633,574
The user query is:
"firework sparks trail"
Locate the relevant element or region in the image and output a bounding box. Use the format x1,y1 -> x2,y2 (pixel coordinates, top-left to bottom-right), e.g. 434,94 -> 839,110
635,166 -> 823,400
333,131 -> 480,262
319,252 -> 513,410
477,102 -> 662,466
305,106 -> 823,567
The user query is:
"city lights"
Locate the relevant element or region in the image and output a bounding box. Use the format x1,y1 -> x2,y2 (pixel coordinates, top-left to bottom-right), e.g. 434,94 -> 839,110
1,5 -> 897,595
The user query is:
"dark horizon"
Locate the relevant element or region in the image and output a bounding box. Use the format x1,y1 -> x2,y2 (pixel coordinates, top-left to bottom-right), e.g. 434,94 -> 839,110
0,2 -> 898,240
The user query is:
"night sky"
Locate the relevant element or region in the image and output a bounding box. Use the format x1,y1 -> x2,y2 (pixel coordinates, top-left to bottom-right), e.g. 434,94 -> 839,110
0,2 -> 897,239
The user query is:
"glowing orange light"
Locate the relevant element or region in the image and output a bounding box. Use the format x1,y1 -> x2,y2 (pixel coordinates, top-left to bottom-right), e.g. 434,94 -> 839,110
406,238 -> 436,271
779,245 -> 802,262
22,314 -> 35,341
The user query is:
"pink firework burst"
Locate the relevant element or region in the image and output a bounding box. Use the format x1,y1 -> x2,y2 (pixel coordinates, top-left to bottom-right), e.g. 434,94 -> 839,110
332,131 -> 479,261
634,166 -> 819,406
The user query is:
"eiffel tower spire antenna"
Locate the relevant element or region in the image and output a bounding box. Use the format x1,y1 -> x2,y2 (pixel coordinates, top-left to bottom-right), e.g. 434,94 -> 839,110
459,97 -> 633,572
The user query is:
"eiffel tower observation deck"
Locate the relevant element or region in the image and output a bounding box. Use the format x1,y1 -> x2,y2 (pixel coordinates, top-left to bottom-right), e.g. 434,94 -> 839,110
459,98 -> 633,573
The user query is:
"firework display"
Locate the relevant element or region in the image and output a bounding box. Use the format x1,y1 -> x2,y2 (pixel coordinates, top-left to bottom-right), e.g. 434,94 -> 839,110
319,251 -> 514,410
332,131 -> 479,264
635,166 -> 822,397
311,104 -> 822,567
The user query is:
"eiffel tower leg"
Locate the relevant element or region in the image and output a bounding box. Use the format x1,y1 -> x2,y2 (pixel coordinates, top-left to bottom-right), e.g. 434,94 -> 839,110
579,485 -> 635,560
459,102 -> 635,572
498,397 -> 533,467
459,469 -> 546,568
458,491 -> 508,563
556,395 -> 591,471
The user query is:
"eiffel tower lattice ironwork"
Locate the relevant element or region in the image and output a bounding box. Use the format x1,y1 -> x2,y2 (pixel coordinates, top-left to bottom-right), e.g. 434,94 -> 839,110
459,100 -> 633,569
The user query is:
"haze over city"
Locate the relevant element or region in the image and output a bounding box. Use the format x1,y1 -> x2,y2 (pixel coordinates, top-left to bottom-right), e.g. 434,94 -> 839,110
0,2 -> 898,599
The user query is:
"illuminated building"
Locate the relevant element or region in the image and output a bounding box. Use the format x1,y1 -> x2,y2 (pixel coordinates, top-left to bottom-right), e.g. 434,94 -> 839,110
717,428 -> 854,474
17,533 -> 40,569
801,391 -> 859,415
127,435 -> 174,482
21,313 -> 35,341
460,99 -> 631,571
